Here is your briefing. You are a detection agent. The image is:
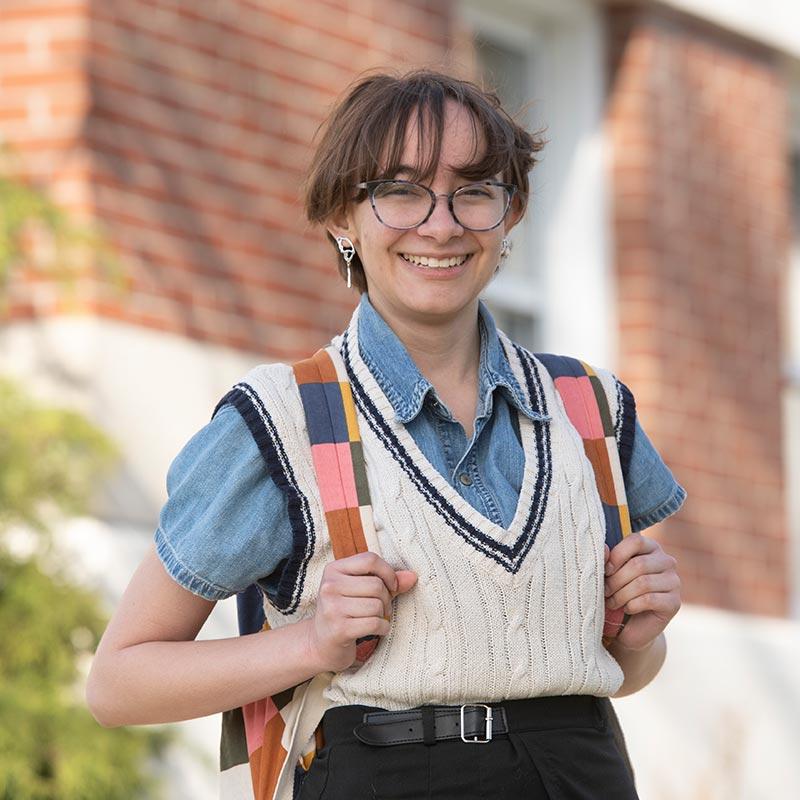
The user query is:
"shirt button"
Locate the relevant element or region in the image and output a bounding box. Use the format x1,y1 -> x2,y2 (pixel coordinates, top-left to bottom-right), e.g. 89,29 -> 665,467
458,473 -> 473,487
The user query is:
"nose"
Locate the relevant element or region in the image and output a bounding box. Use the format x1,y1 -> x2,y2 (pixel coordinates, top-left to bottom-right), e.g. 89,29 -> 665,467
416,193 -> 464,241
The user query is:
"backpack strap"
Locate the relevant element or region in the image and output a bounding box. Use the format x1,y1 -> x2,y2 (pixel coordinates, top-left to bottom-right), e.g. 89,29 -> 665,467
219,346 -> 380,800
534,354 -> 634,640
292,346 -> 381,663
534,353 -> 637,786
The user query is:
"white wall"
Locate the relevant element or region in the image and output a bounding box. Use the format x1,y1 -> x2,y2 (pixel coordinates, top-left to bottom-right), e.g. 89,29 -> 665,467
616,606 -> 800,800
654,0 -> 800,60
0,315 -> 267,525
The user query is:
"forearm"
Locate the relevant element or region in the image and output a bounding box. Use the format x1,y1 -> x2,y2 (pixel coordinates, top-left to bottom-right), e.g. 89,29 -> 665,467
87,618 -> 323,727
609,632 -> 667,698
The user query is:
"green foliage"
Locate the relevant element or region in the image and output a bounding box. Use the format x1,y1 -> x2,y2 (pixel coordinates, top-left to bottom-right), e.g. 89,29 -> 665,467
0,379 -> 117,536
0,166 -> 169,797
0,552 -> 170,799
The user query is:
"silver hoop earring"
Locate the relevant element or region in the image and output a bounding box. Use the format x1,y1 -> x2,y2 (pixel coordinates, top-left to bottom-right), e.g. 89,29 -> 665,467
335,236 -> 356,288
500,237 -> 511,260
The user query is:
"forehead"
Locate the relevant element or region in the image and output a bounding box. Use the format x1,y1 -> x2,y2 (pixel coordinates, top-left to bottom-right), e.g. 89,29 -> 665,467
392,99 -> 486,177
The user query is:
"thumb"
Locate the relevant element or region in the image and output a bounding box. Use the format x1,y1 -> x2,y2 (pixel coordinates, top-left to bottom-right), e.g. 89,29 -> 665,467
393,570 -> 418,595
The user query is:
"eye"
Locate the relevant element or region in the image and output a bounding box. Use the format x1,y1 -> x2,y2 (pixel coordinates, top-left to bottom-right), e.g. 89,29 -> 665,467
372,182 -> 427,200
459,183 -> 495,198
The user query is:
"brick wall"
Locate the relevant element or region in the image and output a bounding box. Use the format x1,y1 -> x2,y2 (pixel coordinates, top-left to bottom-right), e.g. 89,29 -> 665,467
606,3 -> 791,615
2,0 -> 458,359
0,1 -> 95,318
4,0 -> 793,617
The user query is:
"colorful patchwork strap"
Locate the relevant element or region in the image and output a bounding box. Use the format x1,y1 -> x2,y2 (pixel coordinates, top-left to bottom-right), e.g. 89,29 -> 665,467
535,354 -> 634,640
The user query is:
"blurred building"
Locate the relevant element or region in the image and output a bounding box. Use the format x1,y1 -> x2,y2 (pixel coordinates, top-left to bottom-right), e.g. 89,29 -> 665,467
1,0 -> 799,797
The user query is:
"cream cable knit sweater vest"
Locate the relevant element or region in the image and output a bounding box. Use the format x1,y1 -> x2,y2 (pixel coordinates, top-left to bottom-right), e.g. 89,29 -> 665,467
237,307 -> 624,709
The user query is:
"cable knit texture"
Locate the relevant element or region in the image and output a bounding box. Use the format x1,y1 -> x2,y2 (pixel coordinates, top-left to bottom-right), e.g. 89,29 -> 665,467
235,306 -> 625,710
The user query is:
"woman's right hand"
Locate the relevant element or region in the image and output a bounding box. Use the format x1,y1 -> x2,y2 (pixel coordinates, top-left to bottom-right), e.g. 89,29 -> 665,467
305,552 -> 417,672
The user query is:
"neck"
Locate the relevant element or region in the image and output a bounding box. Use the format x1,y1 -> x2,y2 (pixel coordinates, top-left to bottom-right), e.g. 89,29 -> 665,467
366,296 -> 481,385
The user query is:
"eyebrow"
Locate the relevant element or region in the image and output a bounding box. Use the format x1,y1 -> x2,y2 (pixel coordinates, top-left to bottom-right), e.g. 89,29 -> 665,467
383,163 -> 487,181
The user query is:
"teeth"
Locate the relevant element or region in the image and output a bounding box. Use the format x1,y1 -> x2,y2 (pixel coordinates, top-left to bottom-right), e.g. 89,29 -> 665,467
401,254 -> 469,268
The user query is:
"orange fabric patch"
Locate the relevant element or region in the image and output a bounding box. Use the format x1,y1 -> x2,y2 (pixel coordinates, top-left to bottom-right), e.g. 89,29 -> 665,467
583,439 -> 617,505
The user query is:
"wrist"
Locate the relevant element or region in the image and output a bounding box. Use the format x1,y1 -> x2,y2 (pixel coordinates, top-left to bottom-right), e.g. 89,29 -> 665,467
296,617 -> 330,675
608,632 -> 660,656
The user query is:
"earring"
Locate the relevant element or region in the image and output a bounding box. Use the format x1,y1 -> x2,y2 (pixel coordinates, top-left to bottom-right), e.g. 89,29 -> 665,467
500,237 -> 511,260
335,236 -> 356,289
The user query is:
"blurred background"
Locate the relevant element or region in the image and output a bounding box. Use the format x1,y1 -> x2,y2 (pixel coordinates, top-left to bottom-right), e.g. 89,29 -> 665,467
1,0 -> 799,797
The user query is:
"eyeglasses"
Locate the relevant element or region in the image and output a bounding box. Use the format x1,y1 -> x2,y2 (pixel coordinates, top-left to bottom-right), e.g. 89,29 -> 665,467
355,179 -> 518,232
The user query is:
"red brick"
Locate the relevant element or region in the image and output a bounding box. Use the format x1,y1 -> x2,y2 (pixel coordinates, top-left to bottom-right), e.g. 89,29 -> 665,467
608,4 -> 790,615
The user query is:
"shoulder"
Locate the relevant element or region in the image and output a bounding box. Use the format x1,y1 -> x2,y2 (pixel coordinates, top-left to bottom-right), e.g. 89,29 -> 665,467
216,362 -> 298,416
521,350 -> 635,429
214,362 -> 308,448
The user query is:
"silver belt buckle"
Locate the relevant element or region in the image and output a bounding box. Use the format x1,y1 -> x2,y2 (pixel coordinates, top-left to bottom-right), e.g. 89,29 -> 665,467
459,704 -> 493,743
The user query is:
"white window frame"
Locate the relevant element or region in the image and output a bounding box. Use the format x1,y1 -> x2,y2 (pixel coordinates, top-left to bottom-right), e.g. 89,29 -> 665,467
466,9 -> 546,346
460,0 -> 614,365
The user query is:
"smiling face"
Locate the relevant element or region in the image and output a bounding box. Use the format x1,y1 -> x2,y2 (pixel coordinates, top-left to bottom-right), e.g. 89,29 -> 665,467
328,99 -> 521,333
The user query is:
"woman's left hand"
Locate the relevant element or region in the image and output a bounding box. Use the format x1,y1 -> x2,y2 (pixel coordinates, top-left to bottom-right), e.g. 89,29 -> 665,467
604,533 -> 681,651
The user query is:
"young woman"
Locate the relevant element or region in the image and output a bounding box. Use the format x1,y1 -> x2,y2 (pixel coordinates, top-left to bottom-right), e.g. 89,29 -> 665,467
87,70 -> 685,800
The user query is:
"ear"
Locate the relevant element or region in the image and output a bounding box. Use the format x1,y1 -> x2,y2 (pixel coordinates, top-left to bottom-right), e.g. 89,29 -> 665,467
503,196 -> 526,235
325,206 -> 357,245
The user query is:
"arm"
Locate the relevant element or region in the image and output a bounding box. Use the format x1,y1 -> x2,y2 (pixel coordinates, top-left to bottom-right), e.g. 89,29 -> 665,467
86,545 -> 416,727
86,544 -> 321,727
607,633 -> 667,698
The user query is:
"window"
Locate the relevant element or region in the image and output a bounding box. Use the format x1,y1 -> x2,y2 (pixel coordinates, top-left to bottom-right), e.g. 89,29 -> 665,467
472,28 -> 543,351
463,0 -> 613,365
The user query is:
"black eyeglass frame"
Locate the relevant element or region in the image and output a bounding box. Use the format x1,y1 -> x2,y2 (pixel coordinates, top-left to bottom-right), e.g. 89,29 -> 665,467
354,179 -> 519,232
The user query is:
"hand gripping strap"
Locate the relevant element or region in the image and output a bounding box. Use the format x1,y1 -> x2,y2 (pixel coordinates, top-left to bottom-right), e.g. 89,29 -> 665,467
534,354 -> 633,640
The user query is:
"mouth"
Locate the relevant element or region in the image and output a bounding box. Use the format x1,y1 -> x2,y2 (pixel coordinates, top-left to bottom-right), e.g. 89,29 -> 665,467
399,253 -> 472,269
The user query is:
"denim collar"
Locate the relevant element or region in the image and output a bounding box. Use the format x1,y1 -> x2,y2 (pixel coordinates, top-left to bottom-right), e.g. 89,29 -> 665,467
356,293 -> 546,424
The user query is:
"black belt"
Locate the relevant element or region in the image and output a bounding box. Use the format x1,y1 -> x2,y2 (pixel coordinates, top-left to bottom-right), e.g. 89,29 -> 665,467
322,695 -> 605,748
356,704 -> 506,746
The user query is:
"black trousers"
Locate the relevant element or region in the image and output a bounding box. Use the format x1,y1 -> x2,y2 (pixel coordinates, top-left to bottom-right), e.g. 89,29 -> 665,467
297,696 -> 640,800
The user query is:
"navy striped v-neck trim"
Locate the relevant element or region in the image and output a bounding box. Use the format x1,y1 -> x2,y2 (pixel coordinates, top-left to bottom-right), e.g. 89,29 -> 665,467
339,323 -> 553,574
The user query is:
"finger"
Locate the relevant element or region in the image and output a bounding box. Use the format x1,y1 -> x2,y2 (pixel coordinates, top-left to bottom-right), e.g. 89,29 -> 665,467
605,534 -> 658,576
330,552 -> 399,593
342,616 -> 391,640
605,551 -> 678,597
604,544 -> 610,563
606,571 -> 681,611
394,570 -> 418,595
328,595 -> 389,621
622,589 -> 681,618
320,575 -> 392,617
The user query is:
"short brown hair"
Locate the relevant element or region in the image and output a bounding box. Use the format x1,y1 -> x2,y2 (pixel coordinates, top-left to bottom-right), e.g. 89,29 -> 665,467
304,69 -> 546,293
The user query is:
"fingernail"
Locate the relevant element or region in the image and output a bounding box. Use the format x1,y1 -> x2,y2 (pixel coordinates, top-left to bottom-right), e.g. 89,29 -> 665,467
606,597 -> 617,610
605,564 -> 615,576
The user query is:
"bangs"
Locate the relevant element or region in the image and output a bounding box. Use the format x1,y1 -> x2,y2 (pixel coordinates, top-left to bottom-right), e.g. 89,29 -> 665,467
347,74 -> 530,200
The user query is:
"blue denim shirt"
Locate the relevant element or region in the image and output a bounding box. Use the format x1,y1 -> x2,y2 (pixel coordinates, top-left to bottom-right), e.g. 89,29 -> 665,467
155,295 -> 686,601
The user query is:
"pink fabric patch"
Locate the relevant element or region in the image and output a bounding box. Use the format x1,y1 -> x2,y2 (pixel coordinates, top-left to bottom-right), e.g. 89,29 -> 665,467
553,376 -> 604,440
242,697 -> 279,757
311,442 -> 358,511
603,606 -> 626,639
